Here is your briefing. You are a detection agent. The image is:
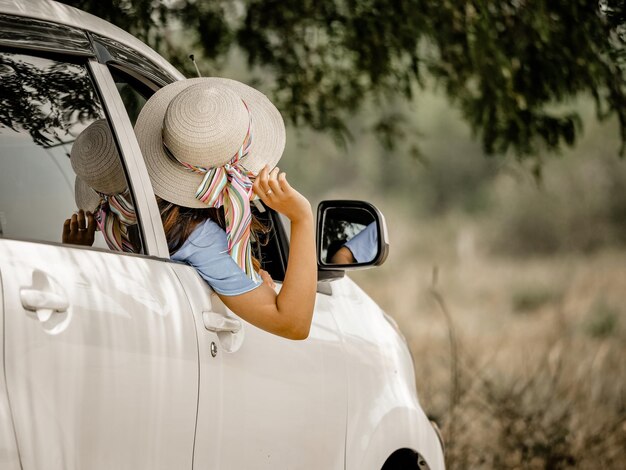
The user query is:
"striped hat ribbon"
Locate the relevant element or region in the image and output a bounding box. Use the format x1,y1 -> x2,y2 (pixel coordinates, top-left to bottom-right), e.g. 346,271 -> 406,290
95,190 -> 139,253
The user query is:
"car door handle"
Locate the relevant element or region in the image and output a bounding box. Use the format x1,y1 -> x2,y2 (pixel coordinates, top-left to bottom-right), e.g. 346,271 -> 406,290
203,311 -> 242,333
20,288 -> 69,322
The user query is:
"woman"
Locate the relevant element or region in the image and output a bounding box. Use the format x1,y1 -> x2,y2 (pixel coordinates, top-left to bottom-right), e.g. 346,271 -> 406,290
134,77 -> 316,340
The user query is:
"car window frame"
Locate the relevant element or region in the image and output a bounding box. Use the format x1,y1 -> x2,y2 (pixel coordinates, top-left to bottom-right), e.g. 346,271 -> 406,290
88,58 -> 171,258
90,33 -> 178,87
0,13 -> 93,57
0,46 -> 158,258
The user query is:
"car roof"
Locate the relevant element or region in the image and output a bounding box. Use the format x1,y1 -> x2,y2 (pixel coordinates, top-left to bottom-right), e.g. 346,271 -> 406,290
0,0 -> 184,80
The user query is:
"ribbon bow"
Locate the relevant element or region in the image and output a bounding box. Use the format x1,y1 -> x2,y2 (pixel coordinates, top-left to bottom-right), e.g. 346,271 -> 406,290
163,100 -> 260,282
94,190 -> 139,253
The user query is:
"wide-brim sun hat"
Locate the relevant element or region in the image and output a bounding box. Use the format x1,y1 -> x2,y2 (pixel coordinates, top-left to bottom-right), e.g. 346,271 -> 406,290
74,176 -> 102,213
70,119 -> 127,196
134,77 -> 285,209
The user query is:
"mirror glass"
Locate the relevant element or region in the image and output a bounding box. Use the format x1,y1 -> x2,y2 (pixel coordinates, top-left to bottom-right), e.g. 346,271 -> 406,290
321,207 -> 378,265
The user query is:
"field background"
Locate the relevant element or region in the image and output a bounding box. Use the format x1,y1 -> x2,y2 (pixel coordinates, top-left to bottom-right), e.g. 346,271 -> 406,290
278,87 -> 626,469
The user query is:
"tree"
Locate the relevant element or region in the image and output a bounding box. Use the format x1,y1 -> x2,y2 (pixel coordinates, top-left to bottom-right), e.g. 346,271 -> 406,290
61,0 -> 626,160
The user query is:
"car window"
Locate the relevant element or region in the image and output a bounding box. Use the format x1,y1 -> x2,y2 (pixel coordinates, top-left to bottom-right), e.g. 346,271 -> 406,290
252,204 -> 288,282
0,51 -> 144,254
109,66 -> 155,126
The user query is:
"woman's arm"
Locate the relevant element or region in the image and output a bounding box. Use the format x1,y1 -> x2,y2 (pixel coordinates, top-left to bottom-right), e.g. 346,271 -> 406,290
330,246 -> 356,264
217,166 -> 317,340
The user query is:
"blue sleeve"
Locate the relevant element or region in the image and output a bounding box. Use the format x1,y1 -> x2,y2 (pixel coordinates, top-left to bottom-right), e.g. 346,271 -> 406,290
344,222 -> 378,263
171,219 -> 262,296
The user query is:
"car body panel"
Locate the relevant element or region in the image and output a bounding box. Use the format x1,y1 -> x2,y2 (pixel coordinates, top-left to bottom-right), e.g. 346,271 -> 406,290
331,278 -> 445,470
215,285 -> 347,469
0,269 -> 21,469
0,12 -> 93,56
0,239 -> 198,470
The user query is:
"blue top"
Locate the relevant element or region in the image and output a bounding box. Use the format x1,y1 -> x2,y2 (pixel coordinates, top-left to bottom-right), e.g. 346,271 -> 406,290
344,222 -> 378,263
171,219 -> 262,296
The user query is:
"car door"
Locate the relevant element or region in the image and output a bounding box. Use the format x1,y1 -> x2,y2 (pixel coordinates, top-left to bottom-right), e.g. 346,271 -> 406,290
0,48 -> 199,469
190,210 -> 349,469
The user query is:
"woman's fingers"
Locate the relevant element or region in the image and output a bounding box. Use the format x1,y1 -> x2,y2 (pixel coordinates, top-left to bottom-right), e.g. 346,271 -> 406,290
69,213 -> 78,233
62,219 -> 71,243
267,167 -> 283,197
252,174 -> 260,196
278,171 -> 292,193
261,166 -> 277,194
77,209 -> 86,230
252,165 -> 266,187
253,165 -> 269,198
254,165 -> 284,199
86,211 -> 97,236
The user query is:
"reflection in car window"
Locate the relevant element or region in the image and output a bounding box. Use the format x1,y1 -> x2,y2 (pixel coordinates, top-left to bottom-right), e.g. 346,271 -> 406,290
0,51 -> 143,253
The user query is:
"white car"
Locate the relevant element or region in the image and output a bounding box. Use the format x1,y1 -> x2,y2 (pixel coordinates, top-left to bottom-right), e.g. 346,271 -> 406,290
0,1 -> 445,469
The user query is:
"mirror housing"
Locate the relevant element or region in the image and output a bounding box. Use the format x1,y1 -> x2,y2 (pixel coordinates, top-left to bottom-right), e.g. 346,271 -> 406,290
316,200 -> 389,281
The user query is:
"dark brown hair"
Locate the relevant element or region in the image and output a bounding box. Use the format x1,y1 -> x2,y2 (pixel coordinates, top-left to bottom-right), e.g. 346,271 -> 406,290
157,196 -> 268,272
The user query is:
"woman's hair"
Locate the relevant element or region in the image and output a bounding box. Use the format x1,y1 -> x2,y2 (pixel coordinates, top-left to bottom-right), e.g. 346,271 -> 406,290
157,196 -> 269,272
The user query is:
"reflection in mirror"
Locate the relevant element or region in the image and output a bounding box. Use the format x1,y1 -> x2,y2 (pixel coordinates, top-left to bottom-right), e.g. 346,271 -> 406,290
322,208 -> 378,265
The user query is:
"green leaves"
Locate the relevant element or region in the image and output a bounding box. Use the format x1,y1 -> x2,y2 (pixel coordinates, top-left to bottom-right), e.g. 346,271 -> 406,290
424,0 -> 626,158
60,0 -> 626,160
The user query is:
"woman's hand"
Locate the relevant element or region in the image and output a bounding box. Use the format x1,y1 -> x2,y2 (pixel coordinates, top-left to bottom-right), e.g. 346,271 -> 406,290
253,165 -> 311,223
62,209 -> 96,246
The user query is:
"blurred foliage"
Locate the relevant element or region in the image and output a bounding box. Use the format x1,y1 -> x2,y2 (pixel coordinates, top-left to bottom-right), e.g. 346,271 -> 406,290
489,136 -> 626,256
424,1 -> 626,158
60,0 -> 626,161
585,299 -> 619,338
511,287 -> 561,313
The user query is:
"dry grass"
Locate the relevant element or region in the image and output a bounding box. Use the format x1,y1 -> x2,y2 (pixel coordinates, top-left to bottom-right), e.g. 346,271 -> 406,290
350,214 -> 626,469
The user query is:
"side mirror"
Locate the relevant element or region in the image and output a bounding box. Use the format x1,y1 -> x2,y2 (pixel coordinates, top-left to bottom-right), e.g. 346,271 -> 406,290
316,200 -> 389,279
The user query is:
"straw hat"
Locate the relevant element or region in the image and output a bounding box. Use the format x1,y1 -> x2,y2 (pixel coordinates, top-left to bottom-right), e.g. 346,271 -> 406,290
134,77 -> 285,208
70,119 -> 127,196
74,176 -> 102,212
